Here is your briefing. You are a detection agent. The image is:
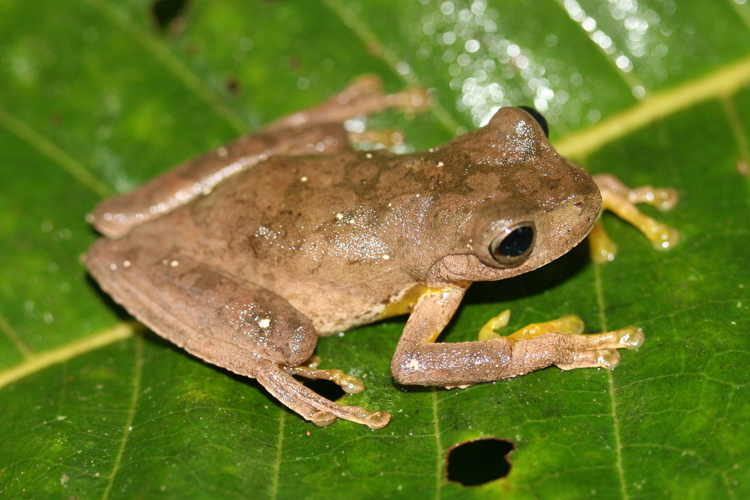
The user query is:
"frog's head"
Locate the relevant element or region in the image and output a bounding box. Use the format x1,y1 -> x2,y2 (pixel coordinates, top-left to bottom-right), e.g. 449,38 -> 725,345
428,106 -> 602,283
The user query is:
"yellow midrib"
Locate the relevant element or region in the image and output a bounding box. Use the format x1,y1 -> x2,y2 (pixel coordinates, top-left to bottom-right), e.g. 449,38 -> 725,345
555,54 -> 750,160
0,323 -> 139,389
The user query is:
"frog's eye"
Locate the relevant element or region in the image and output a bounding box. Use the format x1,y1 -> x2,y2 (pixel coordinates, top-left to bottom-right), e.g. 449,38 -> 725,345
518,106 -> 549,138
489,222 -> 535,265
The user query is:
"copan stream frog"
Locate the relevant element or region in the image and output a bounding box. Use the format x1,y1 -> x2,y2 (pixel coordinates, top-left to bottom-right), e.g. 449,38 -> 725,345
83,76 -> 678,429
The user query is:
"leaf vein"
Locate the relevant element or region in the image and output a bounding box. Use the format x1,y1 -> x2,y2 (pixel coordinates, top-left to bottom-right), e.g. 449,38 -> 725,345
0,310 -> 34,359
551,0 -> 643,92
431,388 -> 443,500
0,104 -> 113,199
556,54 -> 750,159
317,0 -> 460,135
727,0 -> 750,33
720,96 -> 750,166
0,322 -> 138,389
86,0 -> 247,134
594,264 -> 630,500
270,410 -> 285,500
102,333 -> 144,500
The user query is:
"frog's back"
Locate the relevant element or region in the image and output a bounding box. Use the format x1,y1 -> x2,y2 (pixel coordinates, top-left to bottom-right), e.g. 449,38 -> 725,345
111,149 -> 438,334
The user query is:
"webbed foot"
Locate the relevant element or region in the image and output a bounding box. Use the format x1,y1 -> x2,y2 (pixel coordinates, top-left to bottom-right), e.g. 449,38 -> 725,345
282,360 -> 366,394
478,310 -> 583,341
591,174 -> 679,263
256,357 -> 391,429
477,310 -> 644,370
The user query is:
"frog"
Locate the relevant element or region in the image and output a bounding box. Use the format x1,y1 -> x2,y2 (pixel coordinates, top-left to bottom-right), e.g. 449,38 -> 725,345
83,76 -> 678,429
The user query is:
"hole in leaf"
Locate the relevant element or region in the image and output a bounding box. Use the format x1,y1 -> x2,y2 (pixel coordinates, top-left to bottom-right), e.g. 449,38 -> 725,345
300,378 -> 346,402
151,0 -> 190,32
446,438 -> 514,486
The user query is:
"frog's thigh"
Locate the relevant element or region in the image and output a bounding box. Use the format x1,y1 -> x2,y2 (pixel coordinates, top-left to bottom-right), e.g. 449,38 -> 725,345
85,244 -> 391,428
391,288 -> 645,387
84,244 -> 317,367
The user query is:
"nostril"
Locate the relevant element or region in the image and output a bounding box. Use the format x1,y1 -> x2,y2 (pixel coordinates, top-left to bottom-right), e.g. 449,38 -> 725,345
572,197 -> 585,213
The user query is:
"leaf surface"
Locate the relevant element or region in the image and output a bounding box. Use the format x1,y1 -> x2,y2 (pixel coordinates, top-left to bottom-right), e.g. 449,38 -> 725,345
1,0 -> 749,498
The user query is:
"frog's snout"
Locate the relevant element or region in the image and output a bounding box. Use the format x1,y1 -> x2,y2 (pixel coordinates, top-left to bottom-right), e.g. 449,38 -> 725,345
543,172 -> 602,255
566,166 -> 603,221
576,178 -> 603,223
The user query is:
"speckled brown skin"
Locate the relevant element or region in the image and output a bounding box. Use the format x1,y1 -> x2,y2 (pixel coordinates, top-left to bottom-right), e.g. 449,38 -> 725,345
84,77 -> 642,429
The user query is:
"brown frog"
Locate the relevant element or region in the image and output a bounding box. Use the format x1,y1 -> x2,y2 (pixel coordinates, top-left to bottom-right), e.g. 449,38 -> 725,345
83,76 -> 678,429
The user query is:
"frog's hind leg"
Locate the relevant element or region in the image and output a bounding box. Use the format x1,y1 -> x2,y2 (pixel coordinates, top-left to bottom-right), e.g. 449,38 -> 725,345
255,360 -> 390,429
590,174 -> 679,263
83,242 -> 389,428
181,337 -> 388,429
88,118 -> 353,239
282,360 -> 366,395
88,76 -> 428,239
263,75 -> 430,133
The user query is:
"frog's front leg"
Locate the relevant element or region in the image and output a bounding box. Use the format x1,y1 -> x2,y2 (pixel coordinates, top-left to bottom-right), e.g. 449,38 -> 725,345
391,285 -> 643,387
83,244 -> 389,429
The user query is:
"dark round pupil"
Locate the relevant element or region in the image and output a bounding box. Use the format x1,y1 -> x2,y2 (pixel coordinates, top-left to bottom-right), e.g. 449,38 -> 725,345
496,226 -> 534,258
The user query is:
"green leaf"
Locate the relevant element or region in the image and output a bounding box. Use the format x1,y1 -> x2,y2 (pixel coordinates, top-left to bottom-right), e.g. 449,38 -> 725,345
2,0 -> 749,498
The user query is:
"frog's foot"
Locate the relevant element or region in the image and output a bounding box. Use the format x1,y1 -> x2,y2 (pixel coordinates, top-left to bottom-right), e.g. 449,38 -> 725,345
595,173 -> 678,212
478,310 -> 583,341
347,128 -> 405,148
591,174 -> 679,263
282,363 -> 366,394
502,324 -> 644,373
549,326 -> 644,370
300,354 -> 323,369
477,310 -> 643,370
332,75 -> 430,116
255,357 -> 390,429
265,75 -> 430,133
